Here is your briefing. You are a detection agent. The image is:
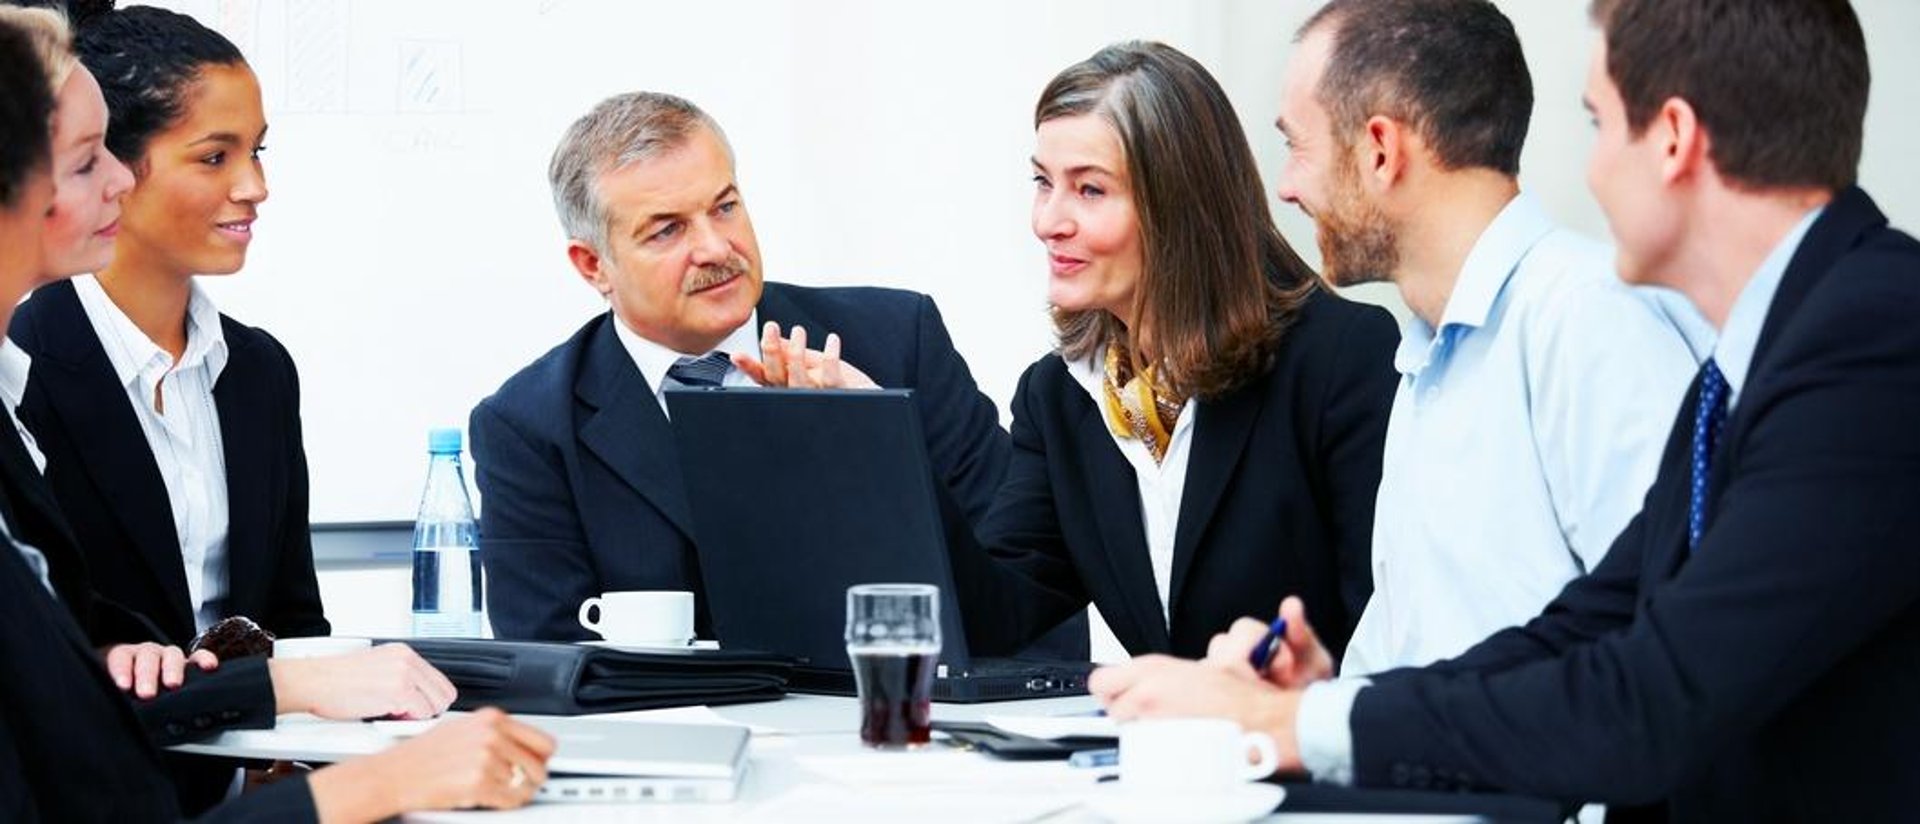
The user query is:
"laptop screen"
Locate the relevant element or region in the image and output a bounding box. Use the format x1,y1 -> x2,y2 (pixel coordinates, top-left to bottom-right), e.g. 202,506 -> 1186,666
664,387 -> 977,673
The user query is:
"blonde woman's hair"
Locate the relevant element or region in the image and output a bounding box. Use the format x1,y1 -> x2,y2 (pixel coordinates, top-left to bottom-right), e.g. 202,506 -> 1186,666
0,6 -> 75,96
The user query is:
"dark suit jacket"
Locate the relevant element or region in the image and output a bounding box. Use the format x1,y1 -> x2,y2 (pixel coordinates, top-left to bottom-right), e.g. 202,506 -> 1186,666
0,365 -> 160,647
944,286 -> 1398,659
472,283 -> 1015,643
9,279 -> 329,647
0,410 -> 311,822
1348,188 -> 1920,821
0,335 -> 285,815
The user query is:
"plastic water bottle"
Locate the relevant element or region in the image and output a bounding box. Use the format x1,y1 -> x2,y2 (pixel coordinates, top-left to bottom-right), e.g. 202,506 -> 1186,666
410,427 -> 483,637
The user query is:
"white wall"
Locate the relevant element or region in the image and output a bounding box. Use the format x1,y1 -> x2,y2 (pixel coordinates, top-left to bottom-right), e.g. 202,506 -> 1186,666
135,0 -> 1918,526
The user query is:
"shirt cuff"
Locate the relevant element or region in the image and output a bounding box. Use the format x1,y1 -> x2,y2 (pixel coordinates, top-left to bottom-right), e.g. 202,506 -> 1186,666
1296,677 -> 1370,786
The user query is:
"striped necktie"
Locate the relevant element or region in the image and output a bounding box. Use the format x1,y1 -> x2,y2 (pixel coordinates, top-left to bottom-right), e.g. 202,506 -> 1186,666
667,352 -> 732,388
1687,359 -> 1729,551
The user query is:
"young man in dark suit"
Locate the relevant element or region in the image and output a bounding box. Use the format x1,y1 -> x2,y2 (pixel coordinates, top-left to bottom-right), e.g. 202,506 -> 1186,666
473,91 -> 1085,657
1090,0 -> 1920,819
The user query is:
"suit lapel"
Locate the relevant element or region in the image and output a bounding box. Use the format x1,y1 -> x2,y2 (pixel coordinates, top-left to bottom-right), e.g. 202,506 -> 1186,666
1167,380 -> 1261,616
0,409 -> 92,617
1747,187 -> 1885,379
22,282 -> 193,631
575,318 -> 697,540
214,322 -> 270,619
1070,397 -> 1171,652
575,289 -> 811,542
1701,188 -> 1887,555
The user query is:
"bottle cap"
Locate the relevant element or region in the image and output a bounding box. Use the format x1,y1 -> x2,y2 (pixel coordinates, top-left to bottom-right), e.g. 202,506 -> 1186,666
427,427 -> 463,454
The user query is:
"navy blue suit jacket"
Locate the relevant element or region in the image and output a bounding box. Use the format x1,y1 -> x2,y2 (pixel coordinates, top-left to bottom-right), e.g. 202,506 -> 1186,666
9,280 -> 329,647
471,283 -> 1016,642
944,286 -> 1398,659
1349,188 -> 1920,821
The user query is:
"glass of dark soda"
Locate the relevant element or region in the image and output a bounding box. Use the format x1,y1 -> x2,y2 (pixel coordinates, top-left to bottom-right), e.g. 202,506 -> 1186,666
845,583 -> 941,749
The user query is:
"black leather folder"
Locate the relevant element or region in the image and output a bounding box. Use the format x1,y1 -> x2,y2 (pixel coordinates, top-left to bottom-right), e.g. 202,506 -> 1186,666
377,638 -> 796,715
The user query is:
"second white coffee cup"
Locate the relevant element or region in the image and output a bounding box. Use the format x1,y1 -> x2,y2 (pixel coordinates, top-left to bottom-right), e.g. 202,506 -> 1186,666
578,591 -> 695,646
1118,718 -> 1280,792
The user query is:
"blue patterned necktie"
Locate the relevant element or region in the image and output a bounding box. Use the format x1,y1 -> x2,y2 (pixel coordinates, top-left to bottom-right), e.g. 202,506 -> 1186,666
1688,359 -> 1729,551
666,351 -> 732,388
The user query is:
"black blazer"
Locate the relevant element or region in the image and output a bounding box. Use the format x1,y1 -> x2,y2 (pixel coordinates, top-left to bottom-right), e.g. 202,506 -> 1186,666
9,279 -> 328,647
1348,188 -> 1920,820
0,365 -> 160,647
471,283 -> 1015,642
0,407 -> 308,822
945,286 -> 1398,659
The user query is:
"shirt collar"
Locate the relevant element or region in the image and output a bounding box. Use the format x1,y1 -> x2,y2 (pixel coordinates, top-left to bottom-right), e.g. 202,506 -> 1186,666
0,340 -> 30,413
1714,206 -> 1822,407
1393,192 -> 1555,376
181,281 -> 230,380
72,274 -> 230,390
611,309 -> 761,396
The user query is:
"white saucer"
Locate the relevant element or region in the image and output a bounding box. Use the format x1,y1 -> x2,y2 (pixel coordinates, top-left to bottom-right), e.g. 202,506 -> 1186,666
581,639 -> 719,652
1082,782 -> 1284,824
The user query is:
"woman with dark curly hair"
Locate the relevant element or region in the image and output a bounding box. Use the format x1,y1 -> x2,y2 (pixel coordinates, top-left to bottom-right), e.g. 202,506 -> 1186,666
0,8 -> 554,823
10,0 -> 326,657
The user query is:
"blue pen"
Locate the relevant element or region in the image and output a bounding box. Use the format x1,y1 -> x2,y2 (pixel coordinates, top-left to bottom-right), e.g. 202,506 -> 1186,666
1068,747 -> 1119,769
1247,616 -> 1289,674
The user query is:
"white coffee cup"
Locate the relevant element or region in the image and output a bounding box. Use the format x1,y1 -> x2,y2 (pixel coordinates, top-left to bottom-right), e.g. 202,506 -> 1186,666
272,636 -> 373,659
577,591 -> 695,646
1118,718 -> 1280,792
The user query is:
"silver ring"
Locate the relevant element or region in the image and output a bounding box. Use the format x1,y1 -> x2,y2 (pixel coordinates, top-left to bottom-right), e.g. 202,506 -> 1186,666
508,764 -> 528,790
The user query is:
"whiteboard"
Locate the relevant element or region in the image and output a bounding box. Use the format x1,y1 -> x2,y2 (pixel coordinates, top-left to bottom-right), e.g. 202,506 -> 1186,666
132,0 -> 1917,522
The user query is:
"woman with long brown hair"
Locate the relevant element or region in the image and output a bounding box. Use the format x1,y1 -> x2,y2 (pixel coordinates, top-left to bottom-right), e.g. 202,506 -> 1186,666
947,41 -> 1397,661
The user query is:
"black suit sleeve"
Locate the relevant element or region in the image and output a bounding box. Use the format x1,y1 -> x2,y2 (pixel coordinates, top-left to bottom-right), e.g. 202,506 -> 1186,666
471,400 -> 597,640
907,294 -> 1011,528
943,362 -> 1089,656
1306,303 -> 1398,645
262,337 -> 328,638
133,653 -> 277,747
1349,275 -> 1920,803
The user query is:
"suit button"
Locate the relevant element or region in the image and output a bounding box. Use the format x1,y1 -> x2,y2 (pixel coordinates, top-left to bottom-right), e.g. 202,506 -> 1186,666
1410,765 -> 1432,789
192,715 -> 212,730
1391,764 -> 1411,786
165,722 -> 186,737
219,710 -> 241,721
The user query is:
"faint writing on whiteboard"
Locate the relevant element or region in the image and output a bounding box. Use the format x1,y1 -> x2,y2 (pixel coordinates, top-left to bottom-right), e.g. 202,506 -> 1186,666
385,127 -> 468,154
398,40 -> 464,114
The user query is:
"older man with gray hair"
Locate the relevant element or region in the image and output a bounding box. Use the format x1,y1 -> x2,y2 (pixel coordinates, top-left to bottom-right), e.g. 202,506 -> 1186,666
470,92 -> 1079,655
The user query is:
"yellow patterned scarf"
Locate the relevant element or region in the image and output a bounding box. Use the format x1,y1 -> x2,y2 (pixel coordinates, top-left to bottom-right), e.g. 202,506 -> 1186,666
1100,341 -> 1187,464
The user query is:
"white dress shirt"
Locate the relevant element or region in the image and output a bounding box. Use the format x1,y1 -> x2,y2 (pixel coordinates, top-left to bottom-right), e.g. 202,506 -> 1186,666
0,340 -> 45,473
1342,193 -> 1699,675
73,275 -> 232,635
1296,205 -> 1824,785
1068,353 -> 1197,663
610,310 -> 764,417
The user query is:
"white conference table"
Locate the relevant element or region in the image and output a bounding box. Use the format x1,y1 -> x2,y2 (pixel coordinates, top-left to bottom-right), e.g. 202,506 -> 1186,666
175,693 -> 1475,823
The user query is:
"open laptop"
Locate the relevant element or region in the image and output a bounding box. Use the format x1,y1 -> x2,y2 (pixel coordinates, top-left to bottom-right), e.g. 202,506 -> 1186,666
664,387 -> 1091,703
529,717 -> 750,803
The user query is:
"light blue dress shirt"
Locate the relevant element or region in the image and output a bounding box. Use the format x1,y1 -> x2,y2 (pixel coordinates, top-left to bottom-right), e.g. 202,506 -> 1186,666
1298,205 -> 1824,784
1343,193 -> 1698,675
